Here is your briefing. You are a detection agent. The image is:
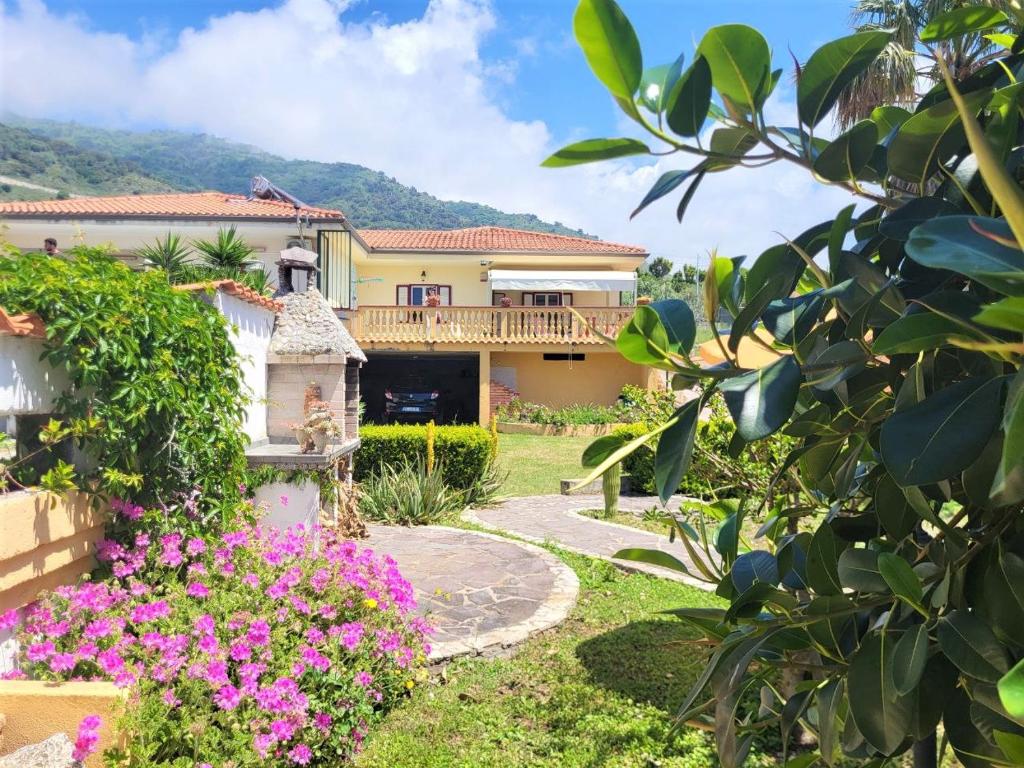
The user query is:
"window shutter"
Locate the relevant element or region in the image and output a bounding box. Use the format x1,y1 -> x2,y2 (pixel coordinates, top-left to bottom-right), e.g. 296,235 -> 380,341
396,285 -> 409,305
439,286 -> 452,306
562,293 -> 573,306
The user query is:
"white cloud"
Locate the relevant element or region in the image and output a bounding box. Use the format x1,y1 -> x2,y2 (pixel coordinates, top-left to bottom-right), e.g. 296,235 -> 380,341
0,0 -> 856,267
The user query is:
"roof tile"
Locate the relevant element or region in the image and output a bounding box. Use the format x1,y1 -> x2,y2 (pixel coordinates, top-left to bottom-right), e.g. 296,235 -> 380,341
357,226 -> 646,255
0,192 -> 344,221
175,280 -> 283,313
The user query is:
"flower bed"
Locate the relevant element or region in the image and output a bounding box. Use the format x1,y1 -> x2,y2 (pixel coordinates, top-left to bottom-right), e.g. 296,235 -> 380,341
11,522 -> 432,766
494,385 -> 677,429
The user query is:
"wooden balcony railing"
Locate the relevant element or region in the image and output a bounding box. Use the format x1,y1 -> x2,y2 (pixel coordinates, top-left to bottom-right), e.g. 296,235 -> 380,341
349,305 -> 634,345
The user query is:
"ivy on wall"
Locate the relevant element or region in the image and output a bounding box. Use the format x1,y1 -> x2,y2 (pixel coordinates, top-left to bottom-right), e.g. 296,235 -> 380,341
0,248 -> 248,528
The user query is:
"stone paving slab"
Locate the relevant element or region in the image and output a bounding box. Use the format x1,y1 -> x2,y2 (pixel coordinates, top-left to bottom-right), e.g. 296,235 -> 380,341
365,525 -> 578,662
465,495 -> 714,591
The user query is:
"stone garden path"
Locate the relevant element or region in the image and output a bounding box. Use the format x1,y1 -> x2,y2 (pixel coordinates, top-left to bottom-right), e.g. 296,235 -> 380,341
366,524 -> 578,662
465,495 -> 711,590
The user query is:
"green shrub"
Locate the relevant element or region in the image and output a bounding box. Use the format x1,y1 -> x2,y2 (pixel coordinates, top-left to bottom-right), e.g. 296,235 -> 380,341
495,385 -> 677,427
358,458 -> 466,525
0,247 -> 247,530
356,424 -> 491,491
615,396 -> 795,501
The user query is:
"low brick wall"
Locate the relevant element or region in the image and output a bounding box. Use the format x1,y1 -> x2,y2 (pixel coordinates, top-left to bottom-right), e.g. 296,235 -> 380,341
496,421 -> 627,437
0,491 -> 107,614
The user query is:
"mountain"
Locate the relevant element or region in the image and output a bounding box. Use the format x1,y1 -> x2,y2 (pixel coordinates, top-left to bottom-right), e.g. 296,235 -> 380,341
1,117 -> 589,236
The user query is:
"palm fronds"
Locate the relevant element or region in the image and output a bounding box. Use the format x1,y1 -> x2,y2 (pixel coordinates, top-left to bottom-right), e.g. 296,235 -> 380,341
137,232 -> 193,282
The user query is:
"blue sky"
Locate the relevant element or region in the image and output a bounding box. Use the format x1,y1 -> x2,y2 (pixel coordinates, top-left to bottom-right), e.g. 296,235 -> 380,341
3,0 -> 859,262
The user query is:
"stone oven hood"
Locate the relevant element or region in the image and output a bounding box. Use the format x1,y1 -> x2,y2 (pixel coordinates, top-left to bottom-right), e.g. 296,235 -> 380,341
270,289 -> 366,362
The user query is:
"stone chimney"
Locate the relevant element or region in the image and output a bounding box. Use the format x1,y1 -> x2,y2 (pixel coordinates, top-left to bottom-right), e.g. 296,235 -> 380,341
275,246 -> 319,297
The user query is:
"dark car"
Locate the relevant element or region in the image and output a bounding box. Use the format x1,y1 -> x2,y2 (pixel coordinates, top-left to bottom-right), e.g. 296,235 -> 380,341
384,379 -> 441,423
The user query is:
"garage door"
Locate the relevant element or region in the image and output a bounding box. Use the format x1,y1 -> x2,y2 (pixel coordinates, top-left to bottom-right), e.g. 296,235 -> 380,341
362,352 -> 479,425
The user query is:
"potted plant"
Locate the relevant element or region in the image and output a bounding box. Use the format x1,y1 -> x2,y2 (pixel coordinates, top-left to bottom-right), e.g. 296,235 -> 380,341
499,296 -> 513,308
302,401 -> 342,454
287,422 -> 308,450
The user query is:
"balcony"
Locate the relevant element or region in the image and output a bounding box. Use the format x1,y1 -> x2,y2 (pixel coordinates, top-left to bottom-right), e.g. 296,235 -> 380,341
349,305 -> 634,345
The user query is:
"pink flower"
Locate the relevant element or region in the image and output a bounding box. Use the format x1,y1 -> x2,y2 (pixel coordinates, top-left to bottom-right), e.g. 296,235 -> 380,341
280,494 -> 289,507
49,653 -> 76,673
162,689 -> 181,708
72,714 -> 101,762
289,743 -> 312,765
26,640 -> 55,661
0,608 -> 19,631
185,582 -> 210,599
213,684 -> 241,711
354,671 -> 373,687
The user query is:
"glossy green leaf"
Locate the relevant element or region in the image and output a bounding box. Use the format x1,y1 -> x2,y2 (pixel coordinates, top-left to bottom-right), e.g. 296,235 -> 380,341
878,196 -> 960,241
805,523 -> 848,596
887,87 -> 992,189
649,299 -> 697,355
998,657 -> 1024,721
573,0 -> 642,100
728,273 -> 787,353
708,127 -> 758,169
880,377 -> 1005,487
937,610 -> 1009,683
812,120 -> 878,182
975,296 -> 1024,331
731,550 -> 780,593
906,216 -> 1024,296
574,418 -> 675,490
798,31 -> 893,127
871,105 -> 912,138
666,55 -> 712,137
638,54 -> 685,113
616,305 -> 672,366
996,369 -> 1024,501
581,433 -> 627,467
613,546 -> 693,574
718,355 -> 801,441
848,631 -> 914,755
875,474 -> 917,539
654,399 -> 700,502
760,291 -> 825,346
921,6 -> 1009,42
675,169 -> 707,222
891,624 -> 929,696
872,310 -> 966,354
838,548 -> 888,593
697,24 -> 771,112
541,137 -> 650,167
878,552 -> 923,607
630,169 -> 697,219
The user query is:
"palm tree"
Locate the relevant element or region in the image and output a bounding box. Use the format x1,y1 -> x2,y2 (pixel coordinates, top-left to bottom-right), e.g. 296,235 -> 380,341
136,232 -> 192,283
192,226 -> 259,275
836,0 -> 1015,128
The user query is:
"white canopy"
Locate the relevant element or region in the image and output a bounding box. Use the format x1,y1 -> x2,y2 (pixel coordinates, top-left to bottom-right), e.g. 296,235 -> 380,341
489,269 -> 636,291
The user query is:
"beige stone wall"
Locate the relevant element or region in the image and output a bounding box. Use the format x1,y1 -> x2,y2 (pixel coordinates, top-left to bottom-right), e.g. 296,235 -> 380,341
0,491 -> 106,615
266,357 -> 346,440
0,680 -> 124,768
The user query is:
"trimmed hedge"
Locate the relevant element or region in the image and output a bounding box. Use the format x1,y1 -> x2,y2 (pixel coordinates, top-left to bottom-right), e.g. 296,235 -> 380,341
356,425 -> 493,491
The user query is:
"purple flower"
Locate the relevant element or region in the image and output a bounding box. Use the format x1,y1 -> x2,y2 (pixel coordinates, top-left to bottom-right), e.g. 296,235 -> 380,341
72,714 -> 101,762
185,582 -> 210,599
213,684 -> 241,711
289,743 -> 312,765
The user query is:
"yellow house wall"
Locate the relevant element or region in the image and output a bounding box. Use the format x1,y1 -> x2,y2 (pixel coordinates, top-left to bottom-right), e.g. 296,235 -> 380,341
491,350 -> 647,407
355,262 -> 490,305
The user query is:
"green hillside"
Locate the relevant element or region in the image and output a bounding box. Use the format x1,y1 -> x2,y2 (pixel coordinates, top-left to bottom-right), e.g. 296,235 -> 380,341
0,124 -> 174,199
2,117 -> 589,235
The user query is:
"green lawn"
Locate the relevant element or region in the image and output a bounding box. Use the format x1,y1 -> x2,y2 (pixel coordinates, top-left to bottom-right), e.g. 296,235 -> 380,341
356,549 -> 777,768
494,433 -> 593,497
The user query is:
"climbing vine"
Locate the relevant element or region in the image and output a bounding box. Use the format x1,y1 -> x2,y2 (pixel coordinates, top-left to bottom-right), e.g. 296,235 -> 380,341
0,248 -> 248,529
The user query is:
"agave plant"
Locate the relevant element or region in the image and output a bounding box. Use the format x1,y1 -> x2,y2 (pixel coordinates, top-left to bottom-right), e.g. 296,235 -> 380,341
136,232 -> 192,282
192,226 -> 259,275
238,267 -> 274,296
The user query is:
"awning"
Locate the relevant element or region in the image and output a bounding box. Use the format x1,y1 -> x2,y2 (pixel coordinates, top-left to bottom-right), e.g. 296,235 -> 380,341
488,269 -> 636,291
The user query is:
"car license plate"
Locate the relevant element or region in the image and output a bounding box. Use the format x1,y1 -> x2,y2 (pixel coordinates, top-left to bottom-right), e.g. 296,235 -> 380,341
401,406 -> 421,412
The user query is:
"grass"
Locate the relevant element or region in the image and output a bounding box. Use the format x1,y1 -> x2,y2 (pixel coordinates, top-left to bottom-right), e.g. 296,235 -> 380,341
494,433 -> 593,496
356,549 -> 777,768
580,508 -> 671,535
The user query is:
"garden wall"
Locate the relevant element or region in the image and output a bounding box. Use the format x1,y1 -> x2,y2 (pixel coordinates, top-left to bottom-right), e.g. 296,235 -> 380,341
0,329 -> 68,416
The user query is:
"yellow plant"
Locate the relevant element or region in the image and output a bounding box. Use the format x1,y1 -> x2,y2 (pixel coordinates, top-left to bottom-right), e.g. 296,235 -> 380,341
489,417 -> 499,461
425,420 -> 436,476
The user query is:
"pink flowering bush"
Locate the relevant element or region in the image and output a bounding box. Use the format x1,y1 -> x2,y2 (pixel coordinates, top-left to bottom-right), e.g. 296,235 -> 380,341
16,523 -> 432,766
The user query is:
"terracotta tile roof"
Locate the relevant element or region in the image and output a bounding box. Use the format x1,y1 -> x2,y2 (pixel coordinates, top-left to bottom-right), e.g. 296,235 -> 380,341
175,280 -> 283,313
0,192 -> 345,222
357,226 -> 647,255
0,307 -> 46,338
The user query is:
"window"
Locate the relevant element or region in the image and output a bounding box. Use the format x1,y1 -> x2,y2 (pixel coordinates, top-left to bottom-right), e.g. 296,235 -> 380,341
317,230 -> 353,309
523,292 -> 573,306
492,292 -> 508,306
396,285 -> 452,305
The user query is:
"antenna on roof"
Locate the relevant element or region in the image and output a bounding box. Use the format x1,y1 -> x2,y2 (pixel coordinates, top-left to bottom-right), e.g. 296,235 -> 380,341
250,175 -> 311,239
249,175 -> 309,210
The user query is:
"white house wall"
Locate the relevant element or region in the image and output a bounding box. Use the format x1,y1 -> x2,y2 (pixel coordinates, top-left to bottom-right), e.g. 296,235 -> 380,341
0,335 -> 69,416
209,292 -> 274,443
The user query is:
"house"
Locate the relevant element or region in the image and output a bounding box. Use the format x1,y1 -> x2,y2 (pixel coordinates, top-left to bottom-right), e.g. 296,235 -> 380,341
0,187 -> 653,425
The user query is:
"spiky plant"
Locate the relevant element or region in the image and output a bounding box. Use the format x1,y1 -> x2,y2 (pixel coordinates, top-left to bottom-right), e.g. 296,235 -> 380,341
835,0 -> 1014,128
192,226 -> 259,275
136,232 -> 193,283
